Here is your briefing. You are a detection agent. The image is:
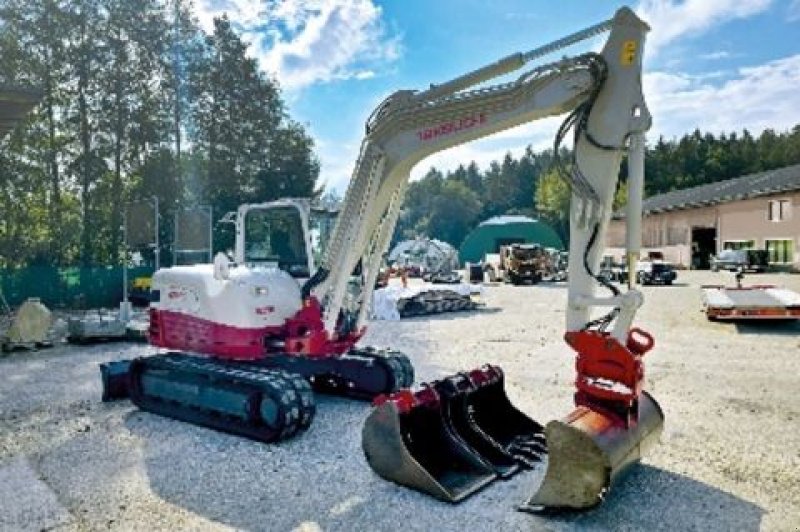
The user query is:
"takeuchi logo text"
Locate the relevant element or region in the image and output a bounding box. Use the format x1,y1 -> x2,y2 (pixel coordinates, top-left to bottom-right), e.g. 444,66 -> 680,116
417,113 -> 487,141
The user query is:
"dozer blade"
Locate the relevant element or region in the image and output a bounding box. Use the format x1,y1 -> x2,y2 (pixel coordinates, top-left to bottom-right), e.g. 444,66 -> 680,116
362,388 -> 496,503
100,359 -> 132,401
521,390 -> 664,512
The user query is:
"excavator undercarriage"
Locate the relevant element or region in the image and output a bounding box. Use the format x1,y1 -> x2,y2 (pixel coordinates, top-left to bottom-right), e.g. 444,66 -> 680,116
102,347 -> 413,443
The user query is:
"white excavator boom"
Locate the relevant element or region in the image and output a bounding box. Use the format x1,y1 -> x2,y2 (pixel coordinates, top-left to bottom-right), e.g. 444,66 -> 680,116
312,7 -> 649,342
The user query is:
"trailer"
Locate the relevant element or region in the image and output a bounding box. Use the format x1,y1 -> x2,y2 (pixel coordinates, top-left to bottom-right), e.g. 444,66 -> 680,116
702,284 -> 800,320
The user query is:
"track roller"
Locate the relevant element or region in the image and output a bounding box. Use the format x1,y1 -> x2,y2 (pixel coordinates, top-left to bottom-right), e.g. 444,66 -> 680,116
255,347 -> 414,400
127,353 -> 315,443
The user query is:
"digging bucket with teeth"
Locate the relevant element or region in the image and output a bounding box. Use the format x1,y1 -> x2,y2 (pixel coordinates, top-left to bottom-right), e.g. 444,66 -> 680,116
432,366 -> 546,476
361,386 -> 496,502
521,328 -> 665,512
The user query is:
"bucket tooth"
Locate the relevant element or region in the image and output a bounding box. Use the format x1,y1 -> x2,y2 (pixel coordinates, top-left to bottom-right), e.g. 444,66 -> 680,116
433,375 -> 520,478
464,366 -> 546,468
520,390 -> 664,512
362,389 -> 497,503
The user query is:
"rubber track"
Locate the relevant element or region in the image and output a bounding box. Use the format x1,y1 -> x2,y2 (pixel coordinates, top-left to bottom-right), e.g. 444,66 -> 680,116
128,353 -> 315,443
398,293 -> 478,318
262,347 -> 415,401
350,347 -> 415,392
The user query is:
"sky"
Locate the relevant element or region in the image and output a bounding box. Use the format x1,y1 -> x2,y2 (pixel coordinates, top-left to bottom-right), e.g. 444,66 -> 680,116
192,0 -> 800,194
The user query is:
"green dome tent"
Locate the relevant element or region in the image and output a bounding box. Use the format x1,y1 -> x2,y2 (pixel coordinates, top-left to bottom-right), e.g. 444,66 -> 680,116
459,215 -> 563,264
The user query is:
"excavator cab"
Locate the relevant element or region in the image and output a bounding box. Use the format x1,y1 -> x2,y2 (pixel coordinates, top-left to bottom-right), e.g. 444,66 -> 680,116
240,201 -> 314,278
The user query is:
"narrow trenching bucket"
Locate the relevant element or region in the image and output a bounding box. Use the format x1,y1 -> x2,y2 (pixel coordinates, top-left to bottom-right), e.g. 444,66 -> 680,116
520,390 -> 664,512
432,365 -> 547,476
362,387 -> 497,503
462,366 -> 547,468
432,374 -> 520,478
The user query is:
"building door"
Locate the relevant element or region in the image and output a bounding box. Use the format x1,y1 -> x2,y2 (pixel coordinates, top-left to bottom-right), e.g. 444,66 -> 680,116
691,227 -> 716,269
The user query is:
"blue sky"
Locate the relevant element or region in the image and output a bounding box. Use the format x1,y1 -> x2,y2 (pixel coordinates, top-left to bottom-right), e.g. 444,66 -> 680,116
194,0 -> 800,194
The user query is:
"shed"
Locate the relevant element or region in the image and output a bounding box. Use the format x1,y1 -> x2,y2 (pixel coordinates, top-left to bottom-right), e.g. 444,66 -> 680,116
459,215 -> 563,264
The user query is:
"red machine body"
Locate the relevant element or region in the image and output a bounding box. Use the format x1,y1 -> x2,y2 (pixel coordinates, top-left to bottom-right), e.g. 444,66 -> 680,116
149,296 -> 363,360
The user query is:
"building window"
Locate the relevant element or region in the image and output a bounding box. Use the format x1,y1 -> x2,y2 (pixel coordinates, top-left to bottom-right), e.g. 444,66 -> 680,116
767,199 -> 791,221
666,227 -> 688,246
765,239 -> 794,264
723,240 -> 755,250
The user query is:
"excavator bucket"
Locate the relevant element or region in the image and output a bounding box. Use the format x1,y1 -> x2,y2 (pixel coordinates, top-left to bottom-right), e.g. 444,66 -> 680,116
521,390 -> 664,512
432,374 -> 520,478
362,365 -> 546,501
362,387 -> 496,503
459,366 -> 547,469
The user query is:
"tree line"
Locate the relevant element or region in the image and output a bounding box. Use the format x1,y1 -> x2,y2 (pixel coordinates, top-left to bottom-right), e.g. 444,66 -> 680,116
0,0 -> 319,269
394,125 -> 800,248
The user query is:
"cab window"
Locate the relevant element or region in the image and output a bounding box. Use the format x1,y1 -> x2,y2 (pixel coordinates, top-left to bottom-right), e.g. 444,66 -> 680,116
244,206 -> 309,277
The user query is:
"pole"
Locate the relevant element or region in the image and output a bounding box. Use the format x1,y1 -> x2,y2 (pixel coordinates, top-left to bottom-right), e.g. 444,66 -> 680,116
122,209 -> 128,303
208,205 -> 213,263
154,196 -> 160,271
119,208 -> 131,322
626,132 -> 645,289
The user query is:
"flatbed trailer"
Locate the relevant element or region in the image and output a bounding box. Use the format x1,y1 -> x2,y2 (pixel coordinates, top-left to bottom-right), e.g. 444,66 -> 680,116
702,285 -> 800,320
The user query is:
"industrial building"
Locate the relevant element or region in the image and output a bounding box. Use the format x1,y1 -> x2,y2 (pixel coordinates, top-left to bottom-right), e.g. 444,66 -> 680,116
606,164 -> 800,270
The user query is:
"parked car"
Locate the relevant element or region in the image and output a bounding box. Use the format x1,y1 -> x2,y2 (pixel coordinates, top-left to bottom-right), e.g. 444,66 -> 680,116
636,260 -> 677,285
710,249 -> 769,272
598,255 -> 627,283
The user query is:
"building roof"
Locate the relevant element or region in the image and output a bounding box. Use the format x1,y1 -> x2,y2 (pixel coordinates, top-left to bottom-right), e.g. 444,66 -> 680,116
637,163 -> 800,215
459,217 -> 562,263
479,215 -> 538,226
0,86 -> 43,139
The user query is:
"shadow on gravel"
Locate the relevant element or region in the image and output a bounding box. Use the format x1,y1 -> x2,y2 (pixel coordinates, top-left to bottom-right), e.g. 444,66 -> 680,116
540,464 -> 764,531
123,397 -> 765,532
733,320 -> 800,335
123,395 -> 397,531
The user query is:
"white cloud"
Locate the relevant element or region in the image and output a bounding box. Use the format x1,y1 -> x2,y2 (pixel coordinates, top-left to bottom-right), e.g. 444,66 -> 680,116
636,0 -> 772,55
699,51 -> 731,60
194,0 -> 400,90
644,54 -> 800,139
322,53 -> 800,193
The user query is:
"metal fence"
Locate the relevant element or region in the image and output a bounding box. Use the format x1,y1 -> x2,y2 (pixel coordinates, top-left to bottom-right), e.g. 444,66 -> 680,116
0,266 -> 154,309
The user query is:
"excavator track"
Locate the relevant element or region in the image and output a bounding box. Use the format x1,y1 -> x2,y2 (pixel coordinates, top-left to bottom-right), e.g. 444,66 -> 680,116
128,352 -> 316,443
255,347 -> 415,400
397,292 -> 479,318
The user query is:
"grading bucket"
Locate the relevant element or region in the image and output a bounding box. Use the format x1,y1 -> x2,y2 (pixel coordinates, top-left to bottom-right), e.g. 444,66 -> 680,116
521,390 -> 664,512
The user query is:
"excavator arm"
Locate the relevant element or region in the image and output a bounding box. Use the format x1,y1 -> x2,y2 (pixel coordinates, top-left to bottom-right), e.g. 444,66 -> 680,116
309,8 -> 650,343
361,7 -> 665,512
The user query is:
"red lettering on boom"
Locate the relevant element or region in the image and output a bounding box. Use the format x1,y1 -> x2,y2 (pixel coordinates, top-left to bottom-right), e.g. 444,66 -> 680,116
417,113 -> 487,142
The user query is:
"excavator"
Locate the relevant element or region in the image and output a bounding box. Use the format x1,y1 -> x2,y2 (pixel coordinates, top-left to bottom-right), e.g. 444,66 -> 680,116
101,6 -> 663,510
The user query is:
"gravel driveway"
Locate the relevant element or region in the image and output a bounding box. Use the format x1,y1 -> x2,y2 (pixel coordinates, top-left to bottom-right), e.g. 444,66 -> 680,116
1,270 -> 798,531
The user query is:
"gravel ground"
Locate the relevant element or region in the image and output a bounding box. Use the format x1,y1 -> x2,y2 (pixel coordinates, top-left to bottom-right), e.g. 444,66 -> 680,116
1,270 -> 799,531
